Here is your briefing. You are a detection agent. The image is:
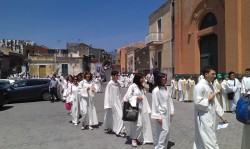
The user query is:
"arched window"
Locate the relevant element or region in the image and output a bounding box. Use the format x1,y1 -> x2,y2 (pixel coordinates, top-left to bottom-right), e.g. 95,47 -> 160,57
200,13 -> 217,30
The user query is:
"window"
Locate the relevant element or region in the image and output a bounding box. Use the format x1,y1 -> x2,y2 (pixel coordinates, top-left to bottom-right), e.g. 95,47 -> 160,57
200,13 -> 217,30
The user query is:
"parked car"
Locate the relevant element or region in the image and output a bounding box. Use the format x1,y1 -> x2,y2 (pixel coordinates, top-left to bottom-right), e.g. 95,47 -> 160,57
0,86 -> 8,108
0,79 -> 16,88
5,79 -> 52,103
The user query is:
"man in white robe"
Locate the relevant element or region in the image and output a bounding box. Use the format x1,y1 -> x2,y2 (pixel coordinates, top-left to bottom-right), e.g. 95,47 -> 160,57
241,68 -> 250,149
221,75 -> 230,112
226,71 -> 241,112
170,76 -> 177,99
103,71 -> 126,137
193,66 -> 227,149
177,75 -> 186,102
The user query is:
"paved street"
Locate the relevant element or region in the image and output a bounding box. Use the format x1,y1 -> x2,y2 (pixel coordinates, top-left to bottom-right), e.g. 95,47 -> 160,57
0,82 -> 243,149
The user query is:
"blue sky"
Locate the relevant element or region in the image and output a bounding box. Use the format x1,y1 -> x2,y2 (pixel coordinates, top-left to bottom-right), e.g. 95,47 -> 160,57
0,0 -> 166,51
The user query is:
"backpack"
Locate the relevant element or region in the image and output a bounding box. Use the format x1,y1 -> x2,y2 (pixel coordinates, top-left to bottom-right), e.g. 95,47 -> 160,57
236,94 -> 250,125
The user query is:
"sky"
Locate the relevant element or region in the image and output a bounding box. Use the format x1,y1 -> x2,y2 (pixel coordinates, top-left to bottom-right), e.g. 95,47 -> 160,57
0,0 -> 166,52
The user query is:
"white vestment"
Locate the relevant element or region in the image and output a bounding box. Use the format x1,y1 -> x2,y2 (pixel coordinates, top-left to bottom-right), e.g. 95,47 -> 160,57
226,79 -> 241,111
151,86 -> 174,149
170,79 -> 177,99
68,84 -> 80,125
221,80 -> 230,111
78,80 -> 98,126
103,80 -> 125,135
177,79 -> 186,101
123,83 -> 153,143
241,76 -> 250,149
193,79 -> 224,149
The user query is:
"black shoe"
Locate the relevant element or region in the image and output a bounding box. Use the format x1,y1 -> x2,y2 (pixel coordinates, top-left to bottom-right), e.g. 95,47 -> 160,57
81,122 -> 85,130
69,120 -> 72,123
51,100 -> 54,103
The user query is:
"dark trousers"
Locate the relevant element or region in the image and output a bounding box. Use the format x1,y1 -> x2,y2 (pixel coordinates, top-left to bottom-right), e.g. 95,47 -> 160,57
50,88 -> 59,101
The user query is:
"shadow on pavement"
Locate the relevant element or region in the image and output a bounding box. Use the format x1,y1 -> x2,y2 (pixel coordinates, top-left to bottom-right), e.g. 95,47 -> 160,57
0,105 -> 13,111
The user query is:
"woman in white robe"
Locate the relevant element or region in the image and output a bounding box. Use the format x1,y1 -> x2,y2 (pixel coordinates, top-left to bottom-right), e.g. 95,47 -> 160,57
241,69 -> 250,149
221,76 -> 230,112
103,71 -> 126,137
226,71 -> 241,112
151,73 -> 174,149
78,72 -> 98,130
123,73 -> 153,147
67,76 -> 80,125
193,67 -> 227,149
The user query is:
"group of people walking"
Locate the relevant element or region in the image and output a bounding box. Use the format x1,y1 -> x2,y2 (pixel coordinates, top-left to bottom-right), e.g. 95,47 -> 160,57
48,67 -> 250,149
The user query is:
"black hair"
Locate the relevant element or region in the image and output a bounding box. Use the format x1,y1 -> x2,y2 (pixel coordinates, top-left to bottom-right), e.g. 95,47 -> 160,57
202,66 -> 216,76
84,71 -> 93,81
245,68 -> 250,72
111,70 -> 119,76
154,73 -> 167,88
228,71 -> 235,78
133,73 -> 144,90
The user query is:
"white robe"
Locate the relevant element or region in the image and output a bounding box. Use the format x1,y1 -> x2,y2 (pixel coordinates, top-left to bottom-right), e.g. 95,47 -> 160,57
226,79 -> 241,111
123,83 -> 153,144
221,80 -> 230,111
103,80 -> 125,135
78,80 -> 98,126
68,83 -> 80,124
193,79 -> 224,149
241,76 -> 250,149
177,79 -> 186,102
151,86 -> 174,149
170,79 -> 177,99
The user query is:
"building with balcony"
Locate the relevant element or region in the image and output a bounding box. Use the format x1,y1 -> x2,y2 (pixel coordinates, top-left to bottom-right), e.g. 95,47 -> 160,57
174,0 -> 250,77
146,1 -> 174,83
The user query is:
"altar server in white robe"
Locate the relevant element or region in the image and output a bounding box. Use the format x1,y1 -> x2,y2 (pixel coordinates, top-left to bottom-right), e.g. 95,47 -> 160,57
151,73 -> 174,149
193,66 -> 227,149
123,73 -> 153,147
103,70 -> 126,137
170,76 -> 177,99
226,71 -> 241,112
186,75 -> 195,101
94,76 -> 102,93
221,75 -> 230,112
241,68 -> 250,149
62,75 -> 69,102
177,75 -> 186,102
78,72 -> 98,130
68,76 -> 80,125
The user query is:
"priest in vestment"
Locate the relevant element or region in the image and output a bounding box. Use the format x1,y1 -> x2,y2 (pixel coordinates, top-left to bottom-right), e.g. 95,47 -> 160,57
221,75 -> 230,112
177,75 -> 186,102
185,75 -> 195,101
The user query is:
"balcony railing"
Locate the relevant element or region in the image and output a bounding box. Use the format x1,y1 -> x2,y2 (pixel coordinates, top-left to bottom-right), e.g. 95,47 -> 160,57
145,32 -> 163,44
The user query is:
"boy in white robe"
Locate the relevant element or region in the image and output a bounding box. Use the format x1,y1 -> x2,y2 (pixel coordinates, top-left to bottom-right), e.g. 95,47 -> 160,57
103,71 -> 126,137
226,71 -> 241,112
241,68 -> 250,149
193,66 -> 227,149
151,73 -> 174,149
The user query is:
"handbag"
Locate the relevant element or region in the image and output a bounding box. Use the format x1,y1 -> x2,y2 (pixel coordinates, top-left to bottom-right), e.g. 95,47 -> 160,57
228,79 -> 235,100
65,102 -> 71,110
122,101 -> 139,122
236,94 -> 250,124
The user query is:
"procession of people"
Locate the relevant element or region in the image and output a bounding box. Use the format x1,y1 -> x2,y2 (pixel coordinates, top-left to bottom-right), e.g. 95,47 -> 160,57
47,67 -> 250,149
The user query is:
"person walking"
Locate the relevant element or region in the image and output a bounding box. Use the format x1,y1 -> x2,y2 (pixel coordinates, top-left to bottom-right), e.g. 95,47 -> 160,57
78,72 -> 98,130
103,70 -> 126,137
123,73 -> 153,147
49,74 -> 59,103
193,66 -> 227,149
151,73 -> 174,149
241,68 -> 250,149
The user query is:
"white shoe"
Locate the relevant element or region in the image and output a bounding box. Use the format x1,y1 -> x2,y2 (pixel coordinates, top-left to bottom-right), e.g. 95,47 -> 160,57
132,140 -> 137,147
88,126 -> 93,130
74,123 -> 78,126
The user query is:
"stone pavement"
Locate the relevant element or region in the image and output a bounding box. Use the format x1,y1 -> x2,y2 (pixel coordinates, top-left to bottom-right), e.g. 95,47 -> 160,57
0,83 -> 243,149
